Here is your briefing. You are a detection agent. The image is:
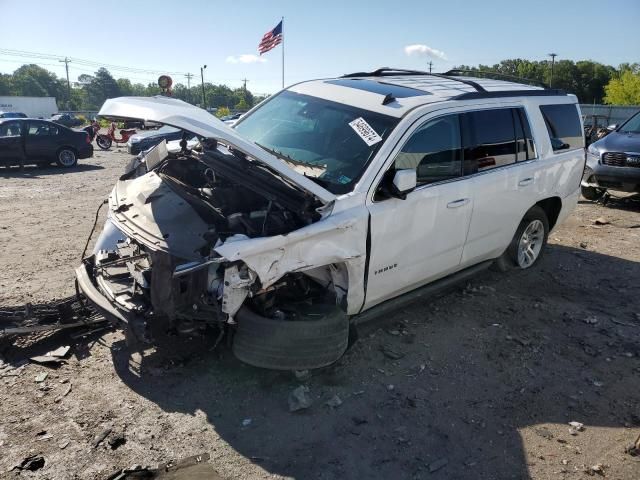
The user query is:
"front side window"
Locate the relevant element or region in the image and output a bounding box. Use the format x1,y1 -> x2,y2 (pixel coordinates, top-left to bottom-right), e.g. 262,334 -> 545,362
462,108 -> 517,174
540,104 -> 583,151
393,114 -> 462,185
0,121 -> 22,137
234,90 -> 398,194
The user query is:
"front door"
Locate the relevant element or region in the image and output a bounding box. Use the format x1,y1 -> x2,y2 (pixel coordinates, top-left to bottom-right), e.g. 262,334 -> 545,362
364,113 -> 473,310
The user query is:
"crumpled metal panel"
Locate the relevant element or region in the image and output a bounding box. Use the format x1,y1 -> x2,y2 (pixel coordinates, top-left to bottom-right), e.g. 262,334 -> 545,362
215,207 -> 369,314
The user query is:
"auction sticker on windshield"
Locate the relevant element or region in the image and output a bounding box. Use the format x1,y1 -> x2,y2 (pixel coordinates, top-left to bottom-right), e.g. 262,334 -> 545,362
349,117 -> 382,146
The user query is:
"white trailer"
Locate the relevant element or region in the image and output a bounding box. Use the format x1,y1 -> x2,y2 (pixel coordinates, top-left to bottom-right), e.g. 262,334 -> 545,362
0,96 -> 58,118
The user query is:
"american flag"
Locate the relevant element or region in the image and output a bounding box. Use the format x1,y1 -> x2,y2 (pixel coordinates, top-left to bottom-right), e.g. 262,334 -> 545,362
258,20 -> 283,55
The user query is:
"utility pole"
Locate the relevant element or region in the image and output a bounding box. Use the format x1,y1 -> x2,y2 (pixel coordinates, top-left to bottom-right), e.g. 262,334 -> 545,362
200,65 -> 207,109
428,61 -> 433,73
241,78 -> 249,94
184,73 -> 194,103
59,57 -> 71,110
548,53 -> 557,88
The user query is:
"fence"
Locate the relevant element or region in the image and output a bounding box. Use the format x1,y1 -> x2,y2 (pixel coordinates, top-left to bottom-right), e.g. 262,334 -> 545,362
579,104 -> 640,127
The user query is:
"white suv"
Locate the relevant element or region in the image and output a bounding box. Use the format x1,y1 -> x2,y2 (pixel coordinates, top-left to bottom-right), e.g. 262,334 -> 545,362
76,69 -> 585,370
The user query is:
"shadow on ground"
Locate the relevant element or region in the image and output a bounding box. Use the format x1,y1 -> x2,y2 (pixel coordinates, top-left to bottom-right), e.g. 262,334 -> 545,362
107,244 -> 640,479
0,163 -> 103,178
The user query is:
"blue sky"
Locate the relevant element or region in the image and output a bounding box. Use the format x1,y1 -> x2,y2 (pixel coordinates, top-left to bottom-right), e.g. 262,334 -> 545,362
1,0 -> 638,94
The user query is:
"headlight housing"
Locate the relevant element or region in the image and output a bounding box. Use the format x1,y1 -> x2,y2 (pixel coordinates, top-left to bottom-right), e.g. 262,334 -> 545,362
587,144 -> 600,157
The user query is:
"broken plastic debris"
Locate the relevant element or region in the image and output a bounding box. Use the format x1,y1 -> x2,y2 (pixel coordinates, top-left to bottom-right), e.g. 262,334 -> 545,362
34,372 -> 48,383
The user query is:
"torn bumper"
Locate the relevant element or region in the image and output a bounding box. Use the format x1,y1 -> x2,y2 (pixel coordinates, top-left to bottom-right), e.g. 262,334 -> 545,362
75,259 -> 130,327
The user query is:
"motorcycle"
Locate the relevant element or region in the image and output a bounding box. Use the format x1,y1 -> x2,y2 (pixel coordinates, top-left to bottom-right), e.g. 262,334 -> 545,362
96,122 -> 137,150
82,120 -> 100,142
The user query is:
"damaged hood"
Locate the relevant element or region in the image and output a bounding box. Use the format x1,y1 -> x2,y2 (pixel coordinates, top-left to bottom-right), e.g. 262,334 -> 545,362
99,96 -> 335,204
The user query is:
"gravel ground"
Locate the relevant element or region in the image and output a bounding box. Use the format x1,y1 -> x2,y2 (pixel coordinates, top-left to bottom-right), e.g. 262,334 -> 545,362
1,148 -> 639,479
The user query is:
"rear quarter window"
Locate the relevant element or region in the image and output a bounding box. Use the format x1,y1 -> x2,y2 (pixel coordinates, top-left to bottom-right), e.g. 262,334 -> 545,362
539,104 -> 583,152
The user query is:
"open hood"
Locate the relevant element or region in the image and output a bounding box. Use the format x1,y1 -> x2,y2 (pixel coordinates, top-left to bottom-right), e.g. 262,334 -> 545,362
99,96 -> 335,204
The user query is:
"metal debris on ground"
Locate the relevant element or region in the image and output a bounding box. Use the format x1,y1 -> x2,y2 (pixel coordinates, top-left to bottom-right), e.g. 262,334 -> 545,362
0,294 -> 106,337
105,453 -> 223,480
593,217 -> 610,225
288,385 -> 313,412
54,382 -> 72,403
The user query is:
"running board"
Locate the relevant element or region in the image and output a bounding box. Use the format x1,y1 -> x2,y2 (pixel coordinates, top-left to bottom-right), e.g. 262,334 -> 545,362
351,260 -> 493,327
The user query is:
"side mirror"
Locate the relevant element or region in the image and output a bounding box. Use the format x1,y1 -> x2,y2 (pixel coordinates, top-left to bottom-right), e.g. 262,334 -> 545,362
606,124 -> 618,132
391,169 -> 417,199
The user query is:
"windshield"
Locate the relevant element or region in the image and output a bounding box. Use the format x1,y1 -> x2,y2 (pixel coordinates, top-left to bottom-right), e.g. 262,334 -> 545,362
619,112 -> 640,133
234,90 -> 398,194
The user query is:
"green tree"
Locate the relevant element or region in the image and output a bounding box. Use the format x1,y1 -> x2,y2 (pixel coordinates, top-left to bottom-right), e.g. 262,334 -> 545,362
11,64 -> 65,98
215,106 -> 231,118
0,73 -> 12,95
604,70 -> 640,105
116,78 -> 133,96
84,68 -> 121,109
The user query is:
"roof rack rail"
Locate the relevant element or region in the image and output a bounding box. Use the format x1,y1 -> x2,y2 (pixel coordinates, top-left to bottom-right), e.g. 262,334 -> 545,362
443,69 -> 548,89
341,68 -> 487,93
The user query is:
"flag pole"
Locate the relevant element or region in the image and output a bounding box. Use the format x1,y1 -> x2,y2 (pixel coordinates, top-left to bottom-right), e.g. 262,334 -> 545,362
281,16 -> 285,89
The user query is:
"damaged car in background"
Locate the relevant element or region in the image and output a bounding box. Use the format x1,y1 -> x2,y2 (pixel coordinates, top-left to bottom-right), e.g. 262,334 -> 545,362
76,70 -> 585,369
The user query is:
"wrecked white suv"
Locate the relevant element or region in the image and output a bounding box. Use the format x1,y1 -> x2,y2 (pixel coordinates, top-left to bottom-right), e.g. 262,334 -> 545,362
76,69 -> 585,370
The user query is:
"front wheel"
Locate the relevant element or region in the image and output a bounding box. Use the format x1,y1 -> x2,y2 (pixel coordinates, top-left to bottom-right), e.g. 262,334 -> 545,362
96,135 -> 112,150
56,148 -> 77,168
581,185 -> 606,201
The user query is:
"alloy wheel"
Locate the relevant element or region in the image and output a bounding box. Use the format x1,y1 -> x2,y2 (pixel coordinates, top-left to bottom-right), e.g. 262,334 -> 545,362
517,219 -> 544,268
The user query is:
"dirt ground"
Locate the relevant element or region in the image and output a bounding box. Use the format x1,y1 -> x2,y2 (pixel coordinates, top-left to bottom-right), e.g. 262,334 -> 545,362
1,149 -> 639,480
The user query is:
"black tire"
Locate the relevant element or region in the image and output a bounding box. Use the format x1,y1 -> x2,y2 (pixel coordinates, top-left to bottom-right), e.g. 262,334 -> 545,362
504,206 -> 549,270
232,305 -> 349,370
96,136 -> 112,150
56,148 -> 77,168
581,185 -> 606,201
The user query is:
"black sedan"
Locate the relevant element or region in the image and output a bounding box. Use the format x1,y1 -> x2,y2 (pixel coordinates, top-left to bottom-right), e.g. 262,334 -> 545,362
0,118 -> 93,168
50,113 -> 84,128
127,125 -> 190,155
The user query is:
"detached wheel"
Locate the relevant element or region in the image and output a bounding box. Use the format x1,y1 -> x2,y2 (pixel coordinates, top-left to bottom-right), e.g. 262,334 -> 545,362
56,148 -> 77,168
581,185 -> 606,201
232,305 -> 349,370
506,206 -> 549,269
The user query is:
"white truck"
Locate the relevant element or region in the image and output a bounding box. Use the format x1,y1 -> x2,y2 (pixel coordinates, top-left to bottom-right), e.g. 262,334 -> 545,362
0,96 -> 58,118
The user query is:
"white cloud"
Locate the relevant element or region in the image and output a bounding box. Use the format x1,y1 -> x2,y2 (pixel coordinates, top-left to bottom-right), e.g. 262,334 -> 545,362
404,44 -> 447,60
225,54 -> 267,64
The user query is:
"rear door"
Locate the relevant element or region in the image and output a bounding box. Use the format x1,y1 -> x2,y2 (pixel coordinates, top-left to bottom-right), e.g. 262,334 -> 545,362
0,120 -> 24,162
24,121 -> 60,160
460,107 -> 540,266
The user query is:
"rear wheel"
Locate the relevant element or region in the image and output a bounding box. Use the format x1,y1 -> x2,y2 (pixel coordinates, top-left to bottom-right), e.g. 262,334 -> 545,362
56,148 -> 77,168
232,305 -> 349,370
508,206 -> 549,269
581,185 -> 606,201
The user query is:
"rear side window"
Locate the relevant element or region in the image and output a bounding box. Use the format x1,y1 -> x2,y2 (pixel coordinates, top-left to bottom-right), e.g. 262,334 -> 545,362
0,121 -> 22,137
28,122 -> 58,136
461,109 -> 517,174
540,104 -> 583,151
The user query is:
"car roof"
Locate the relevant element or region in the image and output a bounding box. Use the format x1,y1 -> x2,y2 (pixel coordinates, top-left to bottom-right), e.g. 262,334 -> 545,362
289,71 -> 568,118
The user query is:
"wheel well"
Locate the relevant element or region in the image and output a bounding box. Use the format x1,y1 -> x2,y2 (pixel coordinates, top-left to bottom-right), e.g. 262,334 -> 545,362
535,197 -> 562,230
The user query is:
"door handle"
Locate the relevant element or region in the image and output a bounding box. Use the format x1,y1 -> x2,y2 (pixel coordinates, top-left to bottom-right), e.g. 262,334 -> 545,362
518,177 -> 534,187
446,198 -> 470,208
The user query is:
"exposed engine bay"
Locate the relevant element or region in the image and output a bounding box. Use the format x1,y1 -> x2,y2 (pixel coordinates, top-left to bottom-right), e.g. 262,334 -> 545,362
88,142 -> 341,345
